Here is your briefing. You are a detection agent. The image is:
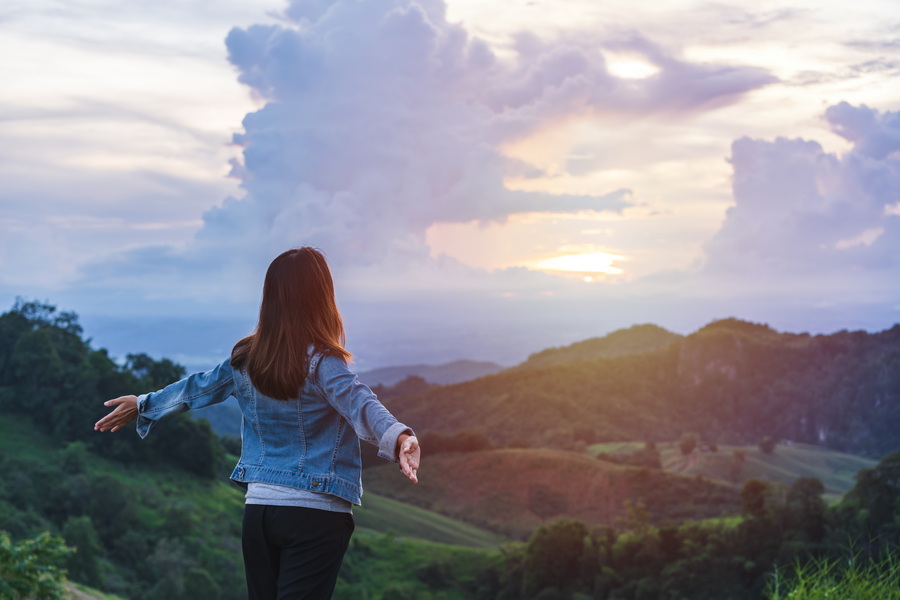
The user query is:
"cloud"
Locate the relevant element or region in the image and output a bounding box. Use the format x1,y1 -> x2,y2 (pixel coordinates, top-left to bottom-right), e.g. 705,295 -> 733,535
703,102 -> 900,291
70,0 -> 778,307
178,0 -> 773,269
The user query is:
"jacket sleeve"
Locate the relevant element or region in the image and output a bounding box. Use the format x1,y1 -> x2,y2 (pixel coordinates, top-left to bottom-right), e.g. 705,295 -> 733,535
136,358 -> 236,439
313,353 -> 413,462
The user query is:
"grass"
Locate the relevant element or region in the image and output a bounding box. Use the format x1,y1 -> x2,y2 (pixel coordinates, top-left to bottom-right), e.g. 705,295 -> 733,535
336,528 -> 495,600
588,441 -> 645,455
355,492 -> 502,548
658,442 -> 875,499
767,552 -> 900,600
0,413 -> 58,463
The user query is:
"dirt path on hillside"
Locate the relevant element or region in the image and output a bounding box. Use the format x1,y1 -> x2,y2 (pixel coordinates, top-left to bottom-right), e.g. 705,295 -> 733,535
66,582 -> 115,600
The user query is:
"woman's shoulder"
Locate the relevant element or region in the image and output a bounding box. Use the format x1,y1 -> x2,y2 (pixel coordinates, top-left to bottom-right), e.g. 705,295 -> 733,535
310,350 -> 355,382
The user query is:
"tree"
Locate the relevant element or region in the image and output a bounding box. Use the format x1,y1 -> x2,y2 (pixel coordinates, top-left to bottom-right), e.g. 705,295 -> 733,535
741,479 -> 770,517
62,516 -> 103,587
784,477 -> 826,543
0,531 -> 72,600
126,353 -> 186,391
679,433 -> 698,456
522,519 -> 588,596
838,451 -> 900,547
759,436 -> 776,454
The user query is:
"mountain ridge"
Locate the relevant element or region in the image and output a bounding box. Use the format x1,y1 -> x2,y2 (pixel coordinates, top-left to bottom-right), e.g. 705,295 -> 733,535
356,359 -> 506,386
387,318 -> 900,458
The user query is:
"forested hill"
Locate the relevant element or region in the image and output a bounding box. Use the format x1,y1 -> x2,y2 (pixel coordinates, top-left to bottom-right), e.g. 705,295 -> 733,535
516,323 -> 683,369
0,300 -> 225,477
389,318 -> 900,459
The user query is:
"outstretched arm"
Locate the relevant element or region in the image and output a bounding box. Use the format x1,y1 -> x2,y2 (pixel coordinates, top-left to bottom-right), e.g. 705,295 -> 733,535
94,359 -> 236,438
94,395 -> 138,433
397,433 -> 420,483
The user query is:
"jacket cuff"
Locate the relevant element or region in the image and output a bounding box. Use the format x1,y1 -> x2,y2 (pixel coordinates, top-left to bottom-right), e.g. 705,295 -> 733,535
377,422 -> 414,462
135,393 -> 154,439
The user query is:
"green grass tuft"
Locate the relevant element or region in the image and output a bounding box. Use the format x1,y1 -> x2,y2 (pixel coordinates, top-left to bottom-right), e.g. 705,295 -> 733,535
767,552 -> 900,600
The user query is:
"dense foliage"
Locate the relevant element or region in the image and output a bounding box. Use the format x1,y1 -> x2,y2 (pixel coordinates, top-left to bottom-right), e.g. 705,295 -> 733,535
459,451 -> 900,599
0,301 -> 238,599
0,300 -> 226,478
0,531 -> 71,600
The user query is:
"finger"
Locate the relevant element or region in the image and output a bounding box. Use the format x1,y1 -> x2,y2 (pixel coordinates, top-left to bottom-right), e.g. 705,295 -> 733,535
104,395 -> 133,407
94,409 -> 120,429
95,410 -> 125,431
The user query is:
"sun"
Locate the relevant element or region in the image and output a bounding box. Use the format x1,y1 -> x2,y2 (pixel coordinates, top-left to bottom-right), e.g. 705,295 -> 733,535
536,251 -> 624,275
605,54 -> 660,80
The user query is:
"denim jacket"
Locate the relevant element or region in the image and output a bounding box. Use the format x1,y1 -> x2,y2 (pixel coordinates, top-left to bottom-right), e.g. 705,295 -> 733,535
136,351 -> 411,505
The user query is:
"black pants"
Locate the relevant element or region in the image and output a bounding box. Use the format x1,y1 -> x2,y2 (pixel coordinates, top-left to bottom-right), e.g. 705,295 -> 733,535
242,505 -> 355,600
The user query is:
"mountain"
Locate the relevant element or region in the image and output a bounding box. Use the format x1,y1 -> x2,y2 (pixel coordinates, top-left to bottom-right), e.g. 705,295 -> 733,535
357,359 -> 506,386
387,318 -> 900,459
517,323 -> 682,369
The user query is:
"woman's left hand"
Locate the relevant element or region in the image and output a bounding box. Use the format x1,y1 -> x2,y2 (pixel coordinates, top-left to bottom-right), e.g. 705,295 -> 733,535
94,395 -> 138,432
397,434 -> 420,483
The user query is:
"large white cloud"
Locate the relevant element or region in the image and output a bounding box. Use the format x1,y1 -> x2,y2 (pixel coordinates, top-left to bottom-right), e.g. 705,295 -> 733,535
68,0 -> 778,310
703,102 -> 900,296
184,0 -> 772,272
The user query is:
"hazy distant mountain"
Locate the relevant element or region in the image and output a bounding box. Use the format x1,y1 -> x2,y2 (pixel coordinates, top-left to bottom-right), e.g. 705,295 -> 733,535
356,359 -> 506,386
517,323 -> 682,369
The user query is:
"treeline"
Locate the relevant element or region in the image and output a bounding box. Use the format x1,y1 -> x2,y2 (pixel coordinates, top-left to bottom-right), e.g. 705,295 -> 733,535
0,300 -> 226,478
465,451 -> 900,600
389,318 -> 900,459
0,300 -> 244,599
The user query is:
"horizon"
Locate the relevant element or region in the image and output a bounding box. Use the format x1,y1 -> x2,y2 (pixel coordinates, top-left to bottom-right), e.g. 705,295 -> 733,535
16,299 -> 898,374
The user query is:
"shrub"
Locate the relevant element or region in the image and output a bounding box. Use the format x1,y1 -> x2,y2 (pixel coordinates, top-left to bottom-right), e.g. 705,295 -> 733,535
0,531 -> 72,600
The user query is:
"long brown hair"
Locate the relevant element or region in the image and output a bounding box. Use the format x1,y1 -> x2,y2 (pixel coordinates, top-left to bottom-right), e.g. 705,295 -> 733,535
231,247 -> 352,400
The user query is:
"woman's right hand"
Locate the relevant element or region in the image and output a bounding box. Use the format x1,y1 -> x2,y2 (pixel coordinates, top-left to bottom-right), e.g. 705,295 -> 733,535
398,434 -> 420,483
94,395 -> 138,433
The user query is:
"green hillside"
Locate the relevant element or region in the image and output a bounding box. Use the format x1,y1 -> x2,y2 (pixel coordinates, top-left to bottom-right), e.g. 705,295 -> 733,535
355,492 -> 502,548
661,442 -> 876,499
390,319 -> 900,458
517,323 -> 682,369
362,448 -> 742,539
589,441 -> 877,502
0,410 -> 500,598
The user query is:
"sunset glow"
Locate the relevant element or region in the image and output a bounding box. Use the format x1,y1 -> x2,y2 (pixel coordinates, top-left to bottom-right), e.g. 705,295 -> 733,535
606,54 -> 660,80
536,252 -> 625,275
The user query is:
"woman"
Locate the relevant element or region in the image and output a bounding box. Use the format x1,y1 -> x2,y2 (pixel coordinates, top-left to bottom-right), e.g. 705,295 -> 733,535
94,247 -> 420,599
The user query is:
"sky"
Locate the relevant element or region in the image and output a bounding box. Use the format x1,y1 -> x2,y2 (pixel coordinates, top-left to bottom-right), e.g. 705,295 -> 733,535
1,0 -> 899,371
